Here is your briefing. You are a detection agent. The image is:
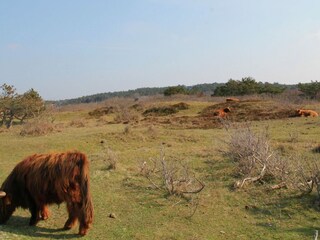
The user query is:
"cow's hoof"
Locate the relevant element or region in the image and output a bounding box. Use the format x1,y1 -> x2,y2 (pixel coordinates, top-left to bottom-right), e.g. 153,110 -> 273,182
63,225 -> 73,230
79,228 -> 88,236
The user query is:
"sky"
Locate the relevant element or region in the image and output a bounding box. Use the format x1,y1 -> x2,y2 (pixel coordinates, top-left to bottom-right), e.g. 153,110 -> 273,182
1,0 -> 320,100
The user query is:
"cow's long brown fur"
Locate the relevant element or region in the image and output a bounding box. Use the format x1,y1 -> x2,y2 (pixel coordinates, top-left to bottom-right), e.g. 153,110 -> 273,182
0,151 -> 93,236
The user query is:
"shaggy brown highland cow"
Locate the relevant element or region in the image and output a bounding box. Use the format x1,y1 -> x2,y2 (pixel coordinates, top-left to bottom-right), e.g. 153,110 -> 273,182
296,109 -> 319,117
213,107 -> 231,118
0,151 -> 93,236
226,97 -> 240,102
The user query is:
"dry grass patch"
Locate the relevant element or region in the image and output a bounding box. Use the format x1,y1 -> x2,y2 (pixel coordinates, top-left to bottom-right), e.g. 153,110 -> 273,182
20,120 -> 55,136
69,119 -> 87,127
114,107 -> 140,123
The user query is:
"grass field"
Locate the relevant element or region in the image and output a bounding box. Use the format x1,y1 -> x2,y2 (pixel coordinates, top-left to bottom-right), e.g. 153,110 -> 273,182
0,97 -> 320,239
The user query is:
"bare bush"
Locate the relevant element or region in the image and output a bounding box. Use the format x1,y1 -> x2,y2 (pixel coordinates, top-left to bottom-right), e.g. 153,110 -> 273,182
225,123 -> 320,198
139,147 -> 204,196
286,157 -> 320,198
224,124 -> 289,189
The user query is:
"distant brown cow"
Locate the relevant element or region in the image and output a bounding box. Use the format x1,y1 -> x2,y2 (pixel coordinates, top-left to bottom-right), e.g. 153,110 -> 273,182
214,107 -> 231,118
0,151 -> 93,236
296,109 -> 319,117
226,98 -> 240,102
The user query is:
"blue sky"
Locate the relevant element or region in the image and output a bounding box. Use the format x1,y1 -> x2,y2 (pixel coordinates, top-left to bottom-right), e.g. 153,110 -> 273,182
1,0 -> 320,100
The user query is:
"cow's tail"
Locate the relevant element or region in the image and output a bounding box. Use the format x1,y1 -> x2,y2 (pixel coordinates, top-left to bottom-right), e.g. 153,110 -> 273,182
79,152 -> 94,227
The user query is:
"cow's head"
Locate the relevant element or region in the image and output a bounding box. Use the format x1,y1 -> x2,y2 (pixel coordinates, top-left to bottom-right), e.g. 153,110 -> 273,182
295,109 -> 302,116
223,107 -> 231,113
0,190 -> 14,224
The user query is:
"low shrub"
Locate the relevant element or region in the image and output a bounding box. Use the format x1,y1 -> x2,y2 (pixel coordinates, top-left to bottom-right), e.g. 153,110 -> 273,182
172,102 -> 190,110
88,106 -> 115,117
20,120 -> 55,136
143,106 -> 178,116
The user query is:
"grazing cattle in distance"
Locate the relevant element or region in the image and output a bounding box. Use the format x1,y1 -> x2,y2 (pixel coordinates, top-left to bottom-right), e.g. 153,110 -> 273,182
0,151 -> 93,236
214,107 -> 231,118
296,109 -> 319,117
226,98 -> 240,102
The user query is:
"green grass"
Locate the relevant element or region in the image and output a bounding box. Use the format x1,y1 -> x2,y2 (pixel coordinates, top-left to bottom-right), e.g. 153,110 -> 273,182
0,99 -> 320,239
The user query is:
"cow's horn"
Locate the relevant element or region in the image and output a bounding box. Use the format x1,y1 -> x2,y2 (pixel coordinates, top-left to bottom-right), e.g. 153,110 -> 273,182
0,191 -> 6,198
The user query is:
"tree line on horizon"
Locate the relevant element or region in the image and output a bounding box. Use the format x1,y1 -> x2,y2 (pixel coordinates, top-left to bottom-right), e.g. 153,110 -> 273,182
55,83 -> 225,105
56,78 -> 299,105
1,79 -> 319,109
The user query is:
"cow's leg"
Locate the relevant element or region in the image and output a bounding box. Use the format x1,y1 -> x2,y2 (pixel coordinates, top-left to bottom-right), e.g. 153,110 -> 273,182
40,205 -> 50,220
78,203 -> 92,236
79,207 -> 90,236
28,200 -> 41,226
63,202 -> 78,230
79,220 -> 90,236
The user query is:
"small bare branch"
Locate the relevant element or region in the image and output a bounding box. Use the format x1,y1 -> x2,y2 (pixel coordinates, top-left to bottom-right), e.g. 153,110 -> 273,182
270,182 -> 287,190
139,147 -> 205,197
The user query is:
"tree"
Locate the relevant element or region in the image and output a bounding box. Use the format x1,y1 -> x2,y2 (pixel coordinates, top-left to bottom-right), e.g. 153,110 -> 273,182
0,84 -> 18,128
16,88 -> 45,123
298,81 -> 320,99
164,85 -> 189,96
239,77 -> 260,95
214,77 -> 286,96
259,82 -> 286,94
0,84 -> 44,128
